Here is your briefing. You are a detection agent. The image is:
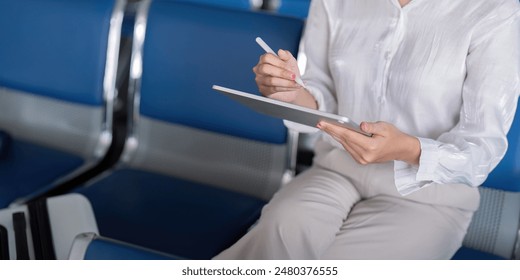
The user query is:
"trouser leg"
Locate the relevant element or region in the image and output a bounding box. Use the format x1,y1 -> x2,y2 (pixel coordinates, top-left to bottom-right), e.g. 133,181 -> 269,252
213,167 -> 361,259
320,195 -> 474,260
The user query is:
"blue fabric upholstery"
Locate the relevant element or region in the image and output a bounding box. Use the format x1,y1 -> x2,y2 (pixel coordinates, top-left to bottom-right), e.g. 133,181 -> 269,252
171,0 -> 253,10
481,100 -> 520,192
75,1 -> 304,259
0,0 -> 114,105
0,130 -> 11,159
0,0 -> 119,206
77,169 -> 266,260
277,0 -> 311,18
0,139 -> 83,208
140,0 -> 304,144
452,247 -> 506,260
84,238 -> 181,260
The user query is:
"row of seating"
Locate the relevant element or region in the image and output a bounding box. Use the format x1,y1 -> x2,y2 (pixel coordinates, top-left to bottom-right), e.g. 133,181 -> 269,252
0,0 -> 125,208
160,0 -> 311,18
0,0 -> 304,259
0,0 -> 518,260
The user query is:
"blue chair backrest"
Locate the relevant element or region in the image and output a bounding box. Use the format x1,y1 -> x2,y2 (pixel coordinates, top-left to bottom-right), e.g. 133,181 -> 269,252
0,0 -> 115,106
140,0 -> 304,144
170,0 -> 256,10
0,0 -> 124,206
277,0 -> 311,18
482,100 -> 520,192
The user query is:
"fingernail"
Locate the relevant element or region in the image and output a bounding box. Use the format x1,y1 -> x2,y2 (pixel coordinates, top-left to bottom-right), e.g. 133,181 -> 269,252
317,122 -> 323,129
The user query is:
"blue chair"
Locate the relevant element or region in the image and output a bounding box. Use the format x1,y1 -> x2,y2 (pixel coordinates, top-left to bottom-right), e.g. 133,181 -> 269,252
69,233 -> 181,260
75,0 -> 304,259
267,0 -> 311,18
452,100 -> 520,260
171,0 -> 261,10
122,0 -> 260,39
0,0 -> 127,208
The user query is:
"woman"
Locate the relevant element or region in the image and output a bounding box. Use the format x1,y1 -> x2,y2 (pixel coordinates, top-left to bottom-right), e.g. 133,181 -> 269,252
215,0 -> 520,259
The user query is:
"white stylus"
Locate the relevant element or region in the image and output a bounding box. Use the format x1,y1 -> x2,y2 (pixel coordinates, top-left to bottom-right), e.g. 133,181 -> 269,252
255,37 -> 306,88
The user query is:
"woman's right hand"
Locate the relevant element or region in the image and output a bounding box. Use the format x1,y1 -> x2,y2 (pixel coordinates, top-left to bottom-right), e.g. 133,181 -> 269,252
253,49 -> 318,109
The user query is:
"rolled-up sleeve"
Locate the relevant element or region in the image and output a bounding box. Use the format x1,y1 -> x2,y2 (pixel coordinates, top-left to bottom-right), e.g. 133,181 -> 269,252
394,10 -> 520,195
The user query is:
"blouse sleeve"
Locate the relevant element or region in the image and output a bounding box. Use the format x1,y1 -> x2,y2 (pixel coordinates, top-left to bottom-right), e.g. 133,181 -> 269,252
283,0 -> 337,133
394,9 -> 520,195
300,0 -> 337,114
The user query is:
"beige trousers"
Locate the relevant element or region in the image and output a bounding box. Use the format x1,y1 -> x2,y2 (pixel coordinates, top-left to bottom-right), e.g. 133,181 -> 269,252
214,139 -> 480,260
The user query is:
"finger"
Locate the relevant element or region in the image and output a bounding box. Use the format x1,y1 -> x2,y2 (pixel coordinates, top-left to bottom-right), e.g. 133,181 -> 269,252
324,120 -> 378,148
333,122 -> 390,156
319,121 -> 373,152
257,83 -> 299,93
254,63 -> 296,81
278,49 -> 296,62
257,75 -> 300,88
259,53 -> 288,69
325,130 -> 365,164
272,86 -> 302,92
317,121 -> 348,139
318,122 -> 357,151
257,83 -> 304,100
360,121 -> 388,136
268,91 -> 298,103
258,85 -> 300,93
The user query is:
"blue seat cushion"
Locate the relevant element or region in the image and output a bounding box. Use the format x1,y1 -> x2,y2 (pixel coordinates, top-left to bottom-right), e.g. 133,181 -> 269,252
84,238 -> 181,260
0,139 -> 84,208
76,168 -> 267,259
451,247 -> 506,260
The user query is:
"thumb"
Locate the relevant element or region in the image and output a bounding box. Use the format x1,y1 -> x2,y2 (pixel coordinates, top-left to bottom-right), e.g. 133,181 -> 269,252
360,121 -> 385,135
278,49 -> 294,62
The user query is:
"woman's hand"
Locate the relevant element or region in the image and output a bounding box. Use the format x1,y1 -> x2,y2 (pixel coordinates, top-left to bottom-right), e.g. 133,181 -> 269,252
253,49 -> 318,109
318,121 -> 421,166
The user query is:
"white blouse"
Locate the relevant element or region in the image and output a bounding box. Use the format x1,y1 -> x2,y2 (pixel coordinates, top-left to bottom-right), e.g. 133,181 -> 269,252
301,0 -> 520,195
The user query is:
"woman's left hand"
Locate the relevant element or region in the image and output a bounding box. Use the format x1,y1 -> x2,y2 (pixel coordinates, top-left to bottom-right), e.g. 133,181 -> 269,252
318,121 -> 421,166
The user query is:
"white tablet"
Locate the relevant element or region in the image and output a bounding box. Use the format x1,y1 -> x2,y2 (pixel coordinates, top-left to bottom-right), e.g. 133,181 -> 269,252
213,85 -> 372,137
